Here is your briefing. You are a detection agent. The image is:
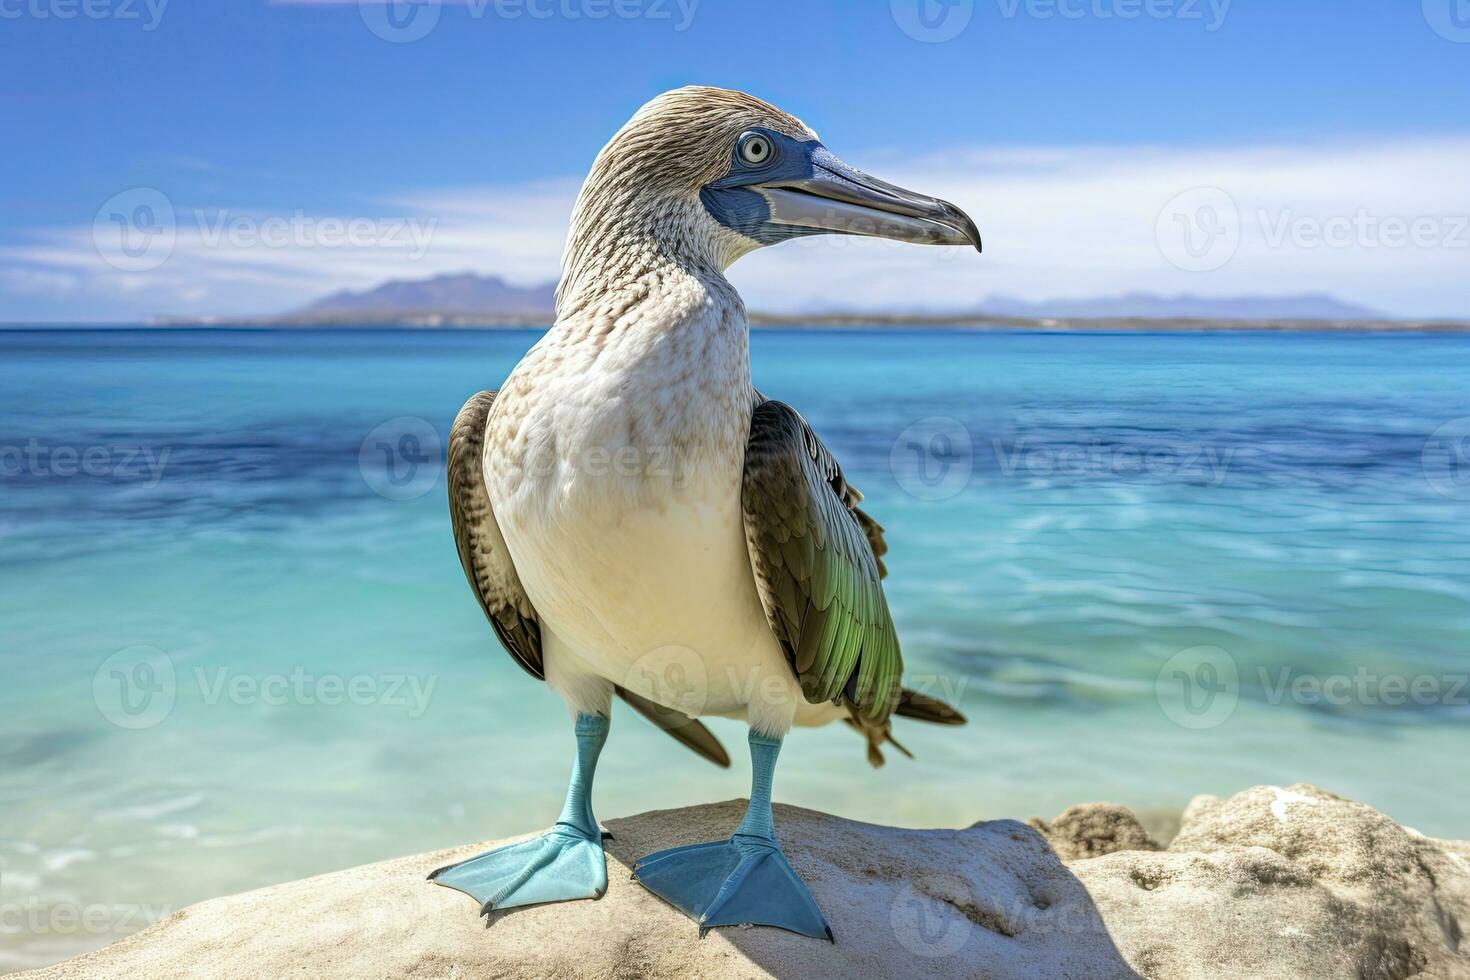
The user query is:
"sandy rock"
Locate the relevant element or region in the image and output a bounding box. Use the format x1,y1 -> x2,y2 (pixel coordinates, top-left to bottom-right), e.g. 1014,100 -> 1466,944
17,800 -> 1135,980
20,785 -> 1469,979
1028,803 -> 1160,861
1071,784 -> 1470,979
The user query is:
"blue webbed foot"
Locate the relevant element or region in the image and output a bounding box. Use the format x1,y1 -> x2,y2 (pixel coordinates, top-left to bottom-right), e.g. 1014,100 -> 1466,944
430,712 -> 611,915
429,824 -> 607,914
633,731 -> 832,940
633,831 -> 832,941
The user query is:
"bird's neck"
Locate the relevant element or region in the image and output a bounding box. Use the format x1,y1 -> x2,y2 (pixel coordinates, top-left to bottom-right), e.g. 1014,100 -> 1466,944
554,190 -> 749,326
519,208 -> 754,512
541,193 -> 756,473
545,237 -> 749,386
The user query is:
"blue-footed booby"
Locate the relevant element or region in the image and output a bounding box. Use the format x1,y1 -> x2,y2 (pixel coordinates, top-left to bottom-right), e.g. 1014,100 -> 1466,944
429,86 -> 977,941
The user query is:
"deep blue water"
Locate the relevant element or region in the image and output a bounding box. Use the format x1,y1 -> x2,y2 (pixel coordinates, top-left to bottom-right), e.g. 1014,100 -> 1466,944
2,327 -> 1467,970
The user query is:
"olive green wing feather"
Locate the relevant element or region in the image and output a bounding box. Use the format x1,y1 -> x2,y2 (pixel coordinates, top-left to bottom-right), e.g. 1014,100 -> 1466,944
741,400 -> 902,724
448,391 -> 728,767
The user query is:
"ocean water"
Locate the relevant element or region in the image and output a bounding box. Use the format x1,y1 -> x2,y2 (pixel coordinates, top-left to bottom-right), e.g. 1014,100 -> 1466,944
2,327 -> 1467,971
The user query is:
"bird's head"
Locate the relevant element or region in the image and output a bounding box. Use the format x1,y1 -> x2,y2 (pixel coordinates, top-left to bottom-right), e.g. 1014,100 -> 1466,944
563,86 -> 980,287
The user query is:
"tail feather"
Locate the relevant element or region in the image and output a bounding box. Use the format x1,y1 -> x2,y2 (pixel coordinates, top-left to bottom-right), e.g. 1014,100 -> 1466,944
884,732 -> 915,760
615,686 -> 731,768
894,687 -> 967,725
846,687 -> 966,767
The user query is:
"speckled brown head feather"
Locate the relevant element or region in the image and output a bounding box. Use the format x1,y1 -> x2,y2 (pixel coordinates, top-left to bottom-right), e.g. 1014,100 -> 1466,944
557,86 -> 817,316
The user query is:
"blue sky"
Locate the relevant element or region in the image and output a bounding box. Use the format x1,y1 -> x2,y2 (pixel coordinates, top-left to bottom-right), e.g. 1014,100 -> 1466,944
2,0 -> 1467,321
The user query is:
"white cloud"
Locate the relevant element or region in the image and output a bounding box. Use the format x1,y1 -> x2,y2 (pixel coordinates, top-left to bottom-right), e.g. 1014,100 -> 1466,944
0,268 -> 80,297
3,138 -> 1467,320
0,182 -> 579,319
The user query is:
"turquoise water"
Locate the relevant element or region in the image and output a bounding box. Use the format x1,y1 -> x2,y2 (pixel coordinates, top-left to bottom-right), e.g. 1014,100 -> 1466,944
2,327 -> 1468,970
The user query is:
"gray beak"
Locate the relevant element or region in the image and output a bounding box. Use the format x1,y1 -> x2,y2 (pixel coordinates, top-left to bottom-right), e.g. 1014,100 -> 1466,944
754,147 -> 982,251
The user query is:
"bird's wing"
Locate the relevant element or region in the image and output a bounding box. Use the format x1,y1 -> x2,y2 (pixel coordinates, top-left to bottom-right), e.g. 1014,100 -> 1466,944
449,391 -> 728,767
448,391 -> 544,679
741,399 -> 902,724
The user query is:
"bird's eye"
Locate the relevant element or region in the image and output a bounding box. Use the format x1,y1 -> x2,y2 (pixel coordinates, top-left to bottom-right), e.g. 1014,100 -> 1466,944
738,133 -> 773,167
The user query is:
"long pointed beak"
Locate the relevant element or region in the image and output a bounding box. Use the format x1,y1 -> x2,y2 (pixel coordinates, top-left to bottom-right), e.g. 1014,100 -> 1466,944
755,147 -> 981,251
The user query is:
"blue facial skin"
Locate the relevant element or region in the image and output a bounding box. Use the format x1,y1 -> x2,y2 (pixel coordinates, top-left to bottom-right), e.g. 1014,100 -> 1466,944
700,127 -> 981,252
700,128 -> 827,245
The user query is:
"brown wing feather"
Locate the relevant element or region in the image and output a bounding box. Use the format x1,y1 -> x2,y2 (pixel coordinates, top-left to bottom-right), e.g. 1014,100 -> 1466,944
448,391 -> 543,679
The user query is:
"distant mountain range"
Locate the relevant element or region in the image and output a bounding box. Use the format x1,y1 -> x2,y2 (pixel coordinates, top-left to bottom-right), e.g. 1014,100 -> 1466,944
267,272 -> 1399,327
295,272 -> 556,320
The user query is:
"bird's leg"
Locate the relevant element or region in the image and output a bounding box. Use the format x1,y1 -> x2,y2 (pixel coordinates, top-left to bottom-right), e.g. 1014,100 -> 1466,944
631,730 -> 832,942
429,712 -> 610,915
